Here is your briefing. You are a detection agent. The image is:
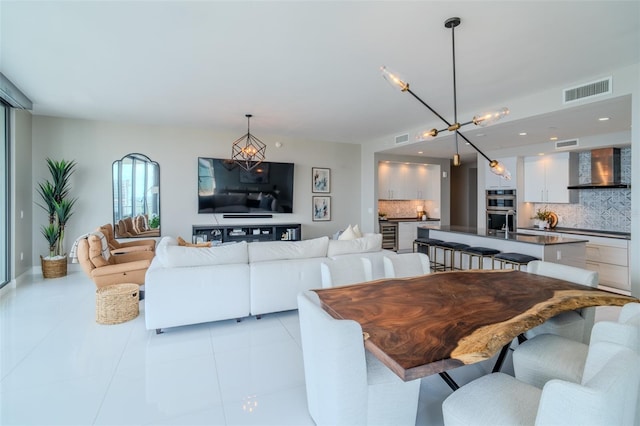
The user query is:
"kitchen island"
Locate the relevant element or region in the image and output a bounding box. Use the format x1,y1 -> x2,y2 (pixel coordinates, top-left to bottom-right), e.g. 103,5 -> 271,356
420,225 -> 588,268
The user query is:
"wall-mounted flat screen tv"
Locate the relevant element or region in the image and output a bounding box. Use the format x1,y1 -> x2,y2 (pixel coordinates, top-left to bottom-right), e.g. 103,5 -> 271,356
198,158 -> 294,214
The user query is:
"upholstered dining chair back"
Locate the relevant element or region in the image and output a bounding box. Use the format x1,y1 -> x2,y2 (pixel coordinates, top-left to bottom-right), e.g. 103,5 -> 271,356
443,342 -> 640,426
525,260 -> 599,343
536,341 -> 640,426
320,257 -> 373,288
297,291 -> 420,425
383,253 -> 431,278
513,302 -> 640,424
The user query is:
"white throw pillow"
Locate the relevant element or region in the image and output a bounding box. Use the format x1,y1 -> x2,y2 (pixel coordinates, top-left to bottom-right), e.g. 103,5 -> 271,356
338,224 -> 358,240
353,224 -> 363,238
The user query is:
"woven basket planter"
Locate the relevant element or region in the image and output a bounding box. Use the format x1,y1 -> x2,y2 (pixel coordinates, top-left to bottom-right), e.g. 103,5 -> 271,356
41,255 -> 68,278
95,283 -> 139,325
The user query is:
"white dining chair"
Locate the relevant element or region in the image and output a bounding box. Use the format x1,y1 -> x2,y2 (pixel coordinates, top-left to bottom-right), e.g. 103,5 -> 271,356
383,253 -> 431,278
297,290 -> 420,425
525,260 -> 599,343
320,257 -> 373,288
442,341 -> 640,426
514,302 -> 640,388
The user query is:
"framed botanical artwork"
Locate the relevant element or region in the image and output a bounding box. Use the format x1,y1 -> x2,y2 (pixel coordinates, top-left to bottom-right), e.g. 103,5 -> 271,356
312,167 -> 330,193
312,196 -> 331,221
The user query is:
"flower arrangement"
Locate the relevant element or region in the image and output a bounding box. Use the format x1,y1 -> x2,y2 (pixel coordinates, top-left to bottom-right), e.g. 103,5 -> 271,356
532,207 -> 552,229
533,207 -> 553,221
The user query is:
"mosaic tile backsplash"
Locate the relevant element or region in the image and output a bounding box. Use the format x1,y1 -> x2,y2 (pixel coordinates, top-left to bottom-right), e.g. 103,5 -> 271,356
378,199 -> 440,219
533,147 -> 631,233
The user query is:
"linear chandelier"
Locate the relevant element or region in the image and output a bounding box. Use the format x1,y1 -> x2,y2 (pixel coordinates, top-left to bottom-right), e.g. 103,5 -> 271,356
381,17 -> 511,180
231,114 -> 267,172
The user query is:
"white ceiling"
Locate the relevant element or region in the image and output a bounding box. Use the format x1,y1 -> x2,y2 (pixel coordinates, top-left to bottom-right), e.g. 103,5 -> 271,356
1,1 -> 638,160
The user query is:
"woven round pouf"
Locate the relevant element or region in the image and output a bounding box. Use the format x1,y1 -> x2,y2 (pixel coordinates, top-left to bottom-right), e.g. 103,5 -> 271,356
96,283 -> 140,325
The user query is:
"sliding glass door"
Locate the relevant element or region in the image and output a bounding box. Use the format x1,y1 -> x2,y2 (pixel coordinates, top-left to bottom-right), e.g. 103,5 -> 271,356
0,103 -> 9,288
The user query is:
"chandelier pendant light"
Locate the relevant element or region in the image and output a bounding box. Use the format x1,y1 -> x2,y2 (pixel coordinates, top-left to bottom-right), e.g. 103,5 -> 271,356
381,17 -> 511,180
232,114 -> 267,172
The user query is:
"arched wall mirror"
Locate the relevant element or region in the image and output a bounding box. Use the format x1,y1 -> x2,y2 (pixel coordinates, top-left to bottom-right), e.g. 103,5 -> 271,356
112,153 -> 160,238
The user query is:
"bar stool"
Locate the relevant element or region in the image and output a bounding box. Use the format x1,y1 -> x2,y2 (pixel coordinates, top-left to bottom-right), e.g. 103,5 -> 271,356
413,238 -> 443,271
460,246 -> 501,270
493,253 -> 539,270
433,241 -> 470,271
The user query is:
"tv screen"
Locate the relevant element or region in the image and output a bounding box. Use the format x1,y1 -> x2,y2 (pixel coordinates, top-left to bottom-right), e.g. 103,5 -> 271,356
198,158 -> 294,214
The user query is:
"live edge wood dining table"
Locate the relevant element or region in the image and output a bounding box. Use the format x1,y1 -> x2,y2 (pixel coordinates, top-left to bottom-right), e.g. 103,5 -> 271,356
312,269 -> 638,384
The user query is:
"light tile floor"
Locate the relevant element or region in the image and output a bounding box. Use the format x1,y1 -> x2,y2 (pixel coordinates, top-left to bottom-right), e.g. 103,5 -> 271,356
0,270 -> 621,425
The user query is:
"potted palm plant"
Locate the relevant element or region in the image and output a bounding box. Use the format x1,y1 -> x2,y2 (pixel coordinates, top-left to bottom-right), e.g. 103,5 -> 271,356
36,158 -> 77,278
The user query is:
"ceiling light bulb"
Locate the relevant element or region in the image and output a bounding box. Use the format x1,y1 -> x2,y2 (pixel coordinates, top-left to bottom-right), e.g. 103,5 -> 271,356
519,132 -> 527,136
417,128 -> 438,141
489,160 -> 511,180
380,66 -> 409,92
598,117 -> 610,121
473,107 -> 509,127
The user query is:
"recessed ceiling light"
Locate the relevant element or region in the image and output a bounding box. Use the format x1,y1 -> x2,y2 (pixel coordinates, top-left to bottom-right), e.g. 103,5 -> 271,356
418,151 -> 423,154
598,117 -> 610,121
519,132 -> 527,136
550,136 -> 558,141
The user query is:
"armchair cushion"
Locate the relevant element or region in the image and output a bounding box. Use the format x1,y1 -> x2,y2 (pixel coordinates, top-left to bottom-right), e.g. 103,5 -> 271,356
88,234 -> 109,267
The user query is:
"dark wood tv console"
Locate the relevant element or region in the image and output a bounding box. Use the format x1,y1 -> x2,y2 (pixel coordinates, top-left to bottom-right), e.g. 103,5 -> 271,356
192,223 -> 302,244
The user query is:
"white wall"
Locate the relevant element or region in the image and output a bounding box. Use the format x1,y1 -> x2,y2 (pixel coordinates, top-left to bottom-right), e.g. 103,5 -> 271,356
30,117 -> 361,264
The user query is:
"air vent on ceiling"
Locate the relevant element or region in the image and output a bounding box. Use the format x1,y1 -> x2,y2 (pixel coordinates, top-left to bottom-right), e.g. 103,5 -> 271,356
555,138 -> 579,149
563,77 -> 612,104
395,133 -> 410,144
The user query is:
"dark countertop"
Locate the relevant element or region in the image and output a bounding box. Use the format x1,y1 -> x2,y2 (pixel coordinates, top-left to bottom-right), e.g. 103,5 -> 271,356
519,226 -> 630,240
381,218 -> 441,223
425,225 -> 589,246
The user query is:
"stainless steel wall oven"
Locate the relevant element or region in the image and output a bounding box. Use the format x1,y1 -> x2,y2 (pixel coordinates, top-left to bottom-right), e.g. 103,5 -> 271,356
486,190 -> 516,232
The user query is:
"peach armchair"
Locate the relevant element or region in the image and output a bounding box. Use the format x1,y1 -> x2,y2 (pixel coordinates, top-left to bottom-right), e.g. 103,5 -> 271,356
97,223 -> 156,254
78,234 -> 154,288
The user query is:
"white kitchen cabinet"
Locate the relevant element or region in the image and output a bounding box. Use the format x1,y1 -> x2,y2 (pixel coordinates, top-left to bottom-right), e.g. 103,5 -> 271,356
519,229 -> 630,294
582,236 -> 629,293
398,222 -> 417,252
484,156 -> 517,189
523,152 -> 578,203
378,162 -> 410,199
398,220 -> 441,253
378,162 -> 441,200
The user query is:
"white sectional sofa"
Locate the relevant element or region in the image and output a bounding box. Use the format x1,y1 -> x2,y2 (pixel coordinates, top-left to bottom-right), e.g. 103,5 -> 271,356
145,234 -> 396,333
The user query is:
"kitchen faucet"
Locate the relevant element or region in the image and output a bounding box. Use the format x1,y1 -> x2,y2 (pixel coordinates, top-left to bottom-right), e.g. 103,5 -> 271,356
505,209 -> 515,239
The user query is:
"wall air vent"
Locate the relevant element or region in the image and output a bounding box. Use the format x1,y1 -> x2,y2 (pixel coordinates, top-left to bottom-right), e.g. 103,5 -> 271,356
555,139 -> 579,149
563,77 -> 612,104
395,133 -> 410,144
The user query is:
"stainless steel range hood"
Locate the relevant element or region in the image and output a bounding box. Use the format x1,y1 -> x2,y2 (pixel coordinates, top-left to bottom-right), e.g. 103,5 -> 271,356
567,147 -> 630,189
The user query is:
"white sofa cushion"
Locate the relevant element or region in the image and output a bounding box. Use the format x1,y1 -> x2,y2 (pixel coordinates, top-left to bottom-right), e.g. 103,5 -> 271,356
145,259 -> 251,330
248,236 -> 329,263
327,234 -> 382,257
250,257 -> 326,315
156,237 -> 249,267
